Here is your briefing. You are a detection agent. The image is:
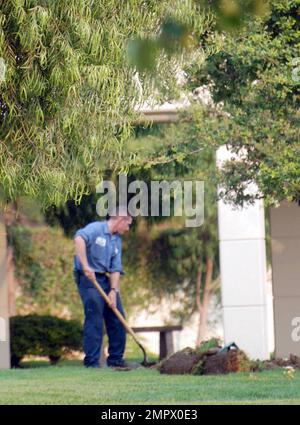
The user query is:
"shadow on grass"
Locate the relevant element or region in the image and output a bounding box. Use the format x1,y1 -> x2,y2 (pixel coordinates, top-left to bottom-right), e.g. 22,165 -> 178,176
20,359 -> 83,369
20,355 -> 159,369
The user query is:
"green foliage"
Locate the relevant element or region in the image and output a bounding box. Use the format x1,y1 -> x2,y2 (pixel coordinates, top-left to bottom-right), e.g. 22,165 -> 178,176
120,220 -> 159,313
138,131 -> 220,321
201,0 -> 271,32
7,224 -> 45,296
127,12 -> 199,72
1,0 -> 296,207
45,193 -> 99,237
191,358 -> 206,375
0,0 -> 209,207
187,0 -> 300,205
9,225 -> 84,319
192,337 -> 222,374
10,315 -> 82,367
252,359 -> 268,372
196,337 -> 222,354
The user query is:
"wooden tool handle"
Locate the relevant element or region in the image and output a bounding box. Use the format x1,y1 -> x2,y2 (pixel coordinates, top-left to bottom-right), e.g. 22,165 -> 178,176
90,276 -> 144,348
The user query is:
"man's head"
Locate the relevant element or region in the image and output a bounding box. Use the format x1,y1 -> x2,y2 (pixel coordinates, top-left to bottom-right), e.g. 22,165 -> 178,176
107,206 -> 132,235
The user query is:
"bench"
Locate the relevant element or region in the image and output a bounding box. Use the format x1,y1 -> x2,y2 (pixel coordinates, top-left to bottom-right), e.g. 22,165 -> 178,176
100,325 -> 183,365
132,325 -> 183,360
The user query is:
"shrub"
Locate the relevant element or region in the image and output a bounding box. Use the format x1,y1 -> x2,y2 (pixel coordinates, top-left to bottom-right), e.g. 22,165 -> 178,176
10,315 -> 82,367
196,337 -> 222,355
7,225 -> 45,296
8,225 -> 84,320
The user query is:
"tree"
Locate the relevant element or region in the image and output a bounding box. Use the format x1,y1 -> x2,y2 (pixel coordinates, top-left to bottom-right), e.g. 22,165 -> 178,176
185,0 -> 300,205
0,0 -> 209,207
128,0 -> 299,206
127,122 -> 220,344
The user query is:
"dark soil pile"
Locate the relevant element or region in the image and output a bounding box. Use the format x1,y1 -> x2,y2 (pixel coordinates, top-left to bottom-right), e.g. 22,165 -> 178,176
158,340 -> 300,375
202,350 -> 232,375
202,348 -> 257,374
264,354 -> 300,370
159,347 -> 202,375
158,339 -> 263,375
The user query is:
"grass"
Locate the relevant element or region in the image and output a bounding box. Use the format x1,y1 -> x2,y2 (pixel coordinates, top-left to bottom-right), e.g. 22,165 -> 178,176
1,360 -> 300,405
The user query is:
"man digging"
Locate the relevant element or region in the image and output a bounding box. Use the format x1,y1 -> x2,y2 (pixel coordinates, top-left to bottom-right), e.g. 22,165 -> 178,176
73,207 -> 132,369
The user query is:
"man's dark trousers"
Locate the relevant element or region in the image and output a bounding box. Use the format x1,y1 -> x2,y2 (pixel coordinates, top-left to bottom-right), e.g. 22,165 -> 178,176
74,271 -> 126,368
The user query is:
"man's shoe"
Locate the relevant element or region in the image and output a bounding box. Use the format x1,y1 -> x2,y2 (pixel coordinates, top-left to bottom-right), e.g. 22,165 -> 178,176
107,360 -> 139,371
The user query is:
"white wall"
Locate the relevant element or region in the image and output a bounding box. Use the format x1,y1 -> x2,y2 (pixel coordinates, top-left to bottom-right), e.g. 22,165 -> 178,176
217,146 -> 271,360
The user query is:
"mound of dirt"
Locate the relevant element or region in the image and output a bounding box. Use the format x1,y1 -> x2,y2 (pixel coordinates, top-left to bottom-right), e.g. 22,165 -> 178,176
202,348 -> 256,374
158,338 -> 300,376
264,354 -> 300,369
159,347 -> 202,375
159,340 -> 256,375
201,350 -> 230,375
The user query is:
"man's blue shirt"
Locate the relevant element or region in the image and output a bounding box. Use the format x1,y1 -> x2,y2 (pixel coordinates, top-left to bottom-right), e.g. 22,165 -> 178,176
74,220 -> 124,274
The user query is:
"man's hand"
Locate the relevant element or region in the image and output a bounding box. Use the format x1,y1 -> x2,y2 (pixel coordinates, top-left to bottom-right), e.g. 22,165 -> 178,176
83,265 -> 95,282
108,290 -> 117,309
109,273 -> 120,309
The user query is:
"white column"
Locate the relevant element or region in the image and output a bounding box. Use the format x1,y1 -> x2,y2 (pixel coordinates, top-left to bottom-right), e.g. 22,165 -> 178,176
217,146 -> 270,360
270,201 -> 300,358
0,215 -> 10,369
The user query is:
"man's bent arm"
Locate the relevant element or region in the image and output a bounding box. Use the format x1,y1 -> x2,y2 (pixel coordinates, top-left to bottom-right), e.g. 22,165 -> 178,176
74,236 -> 89,268
74,236 -> 96,282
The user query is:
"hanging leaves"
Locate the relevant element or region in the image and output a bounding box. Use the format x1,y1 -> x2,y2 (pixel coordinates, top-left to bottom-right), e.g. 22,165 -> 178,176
0,0 -> 209,207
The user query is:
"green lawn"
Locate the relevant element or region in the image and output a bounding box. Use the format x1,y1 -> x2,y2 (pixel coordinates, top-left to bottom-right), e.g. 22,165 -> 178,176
1,360 -> 300,405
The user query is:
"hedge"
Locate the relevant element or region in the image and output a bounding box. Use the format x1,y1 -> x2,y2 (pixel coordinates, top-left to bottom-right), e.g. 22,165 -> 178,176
10,315 -> 82,367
